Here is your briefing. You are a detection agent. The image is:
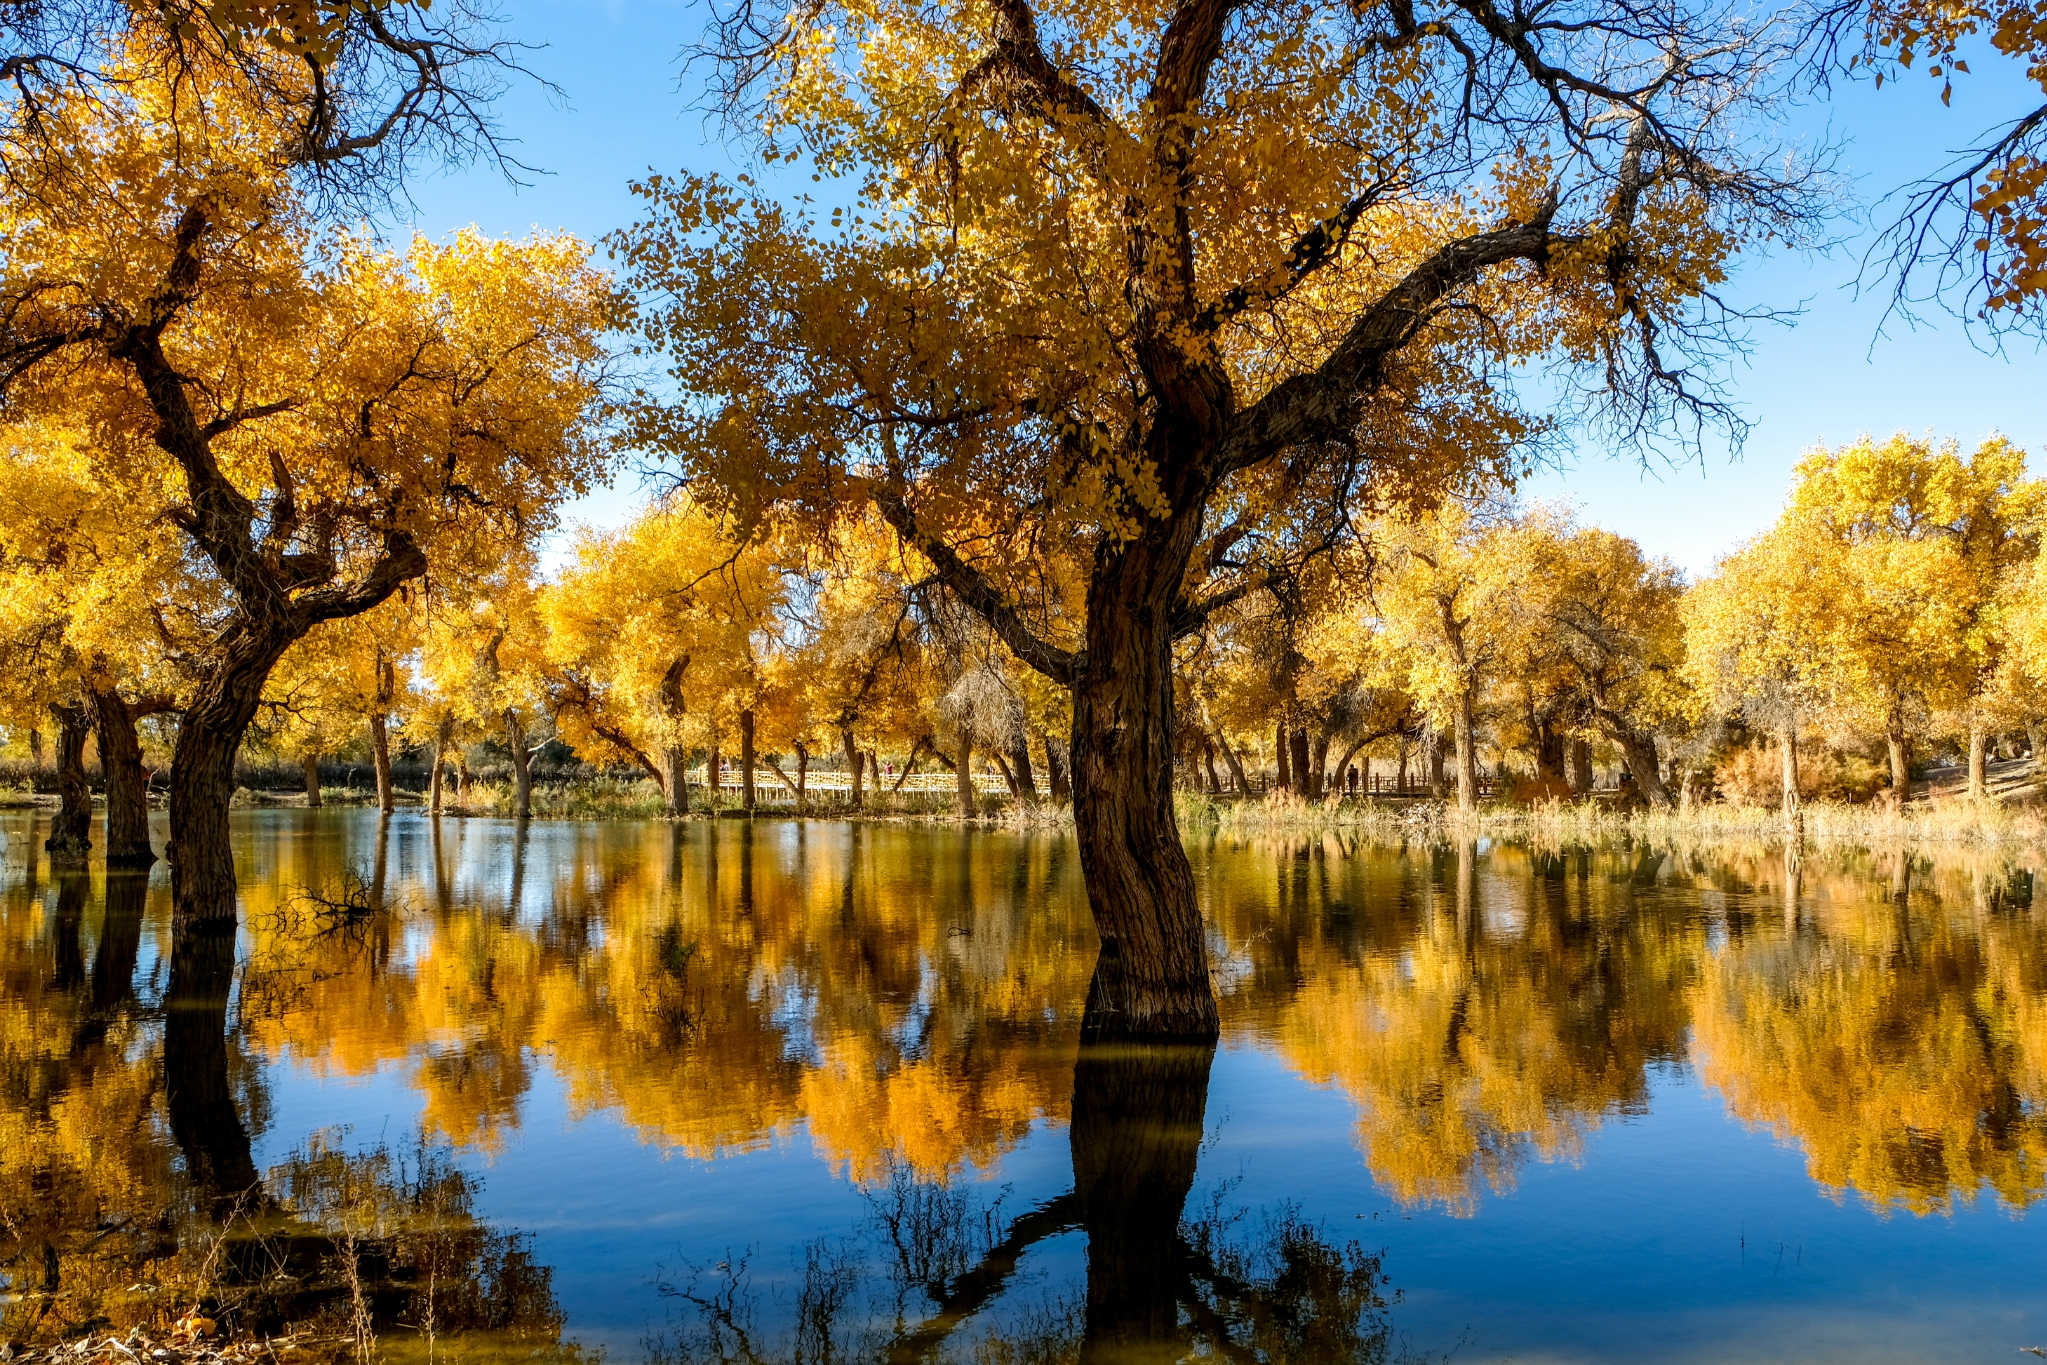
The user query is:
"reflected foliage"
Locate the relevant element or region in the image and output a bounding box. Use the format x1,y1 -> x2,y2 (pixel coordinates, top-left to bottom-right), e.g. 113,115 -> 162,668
2,811 -> 2045,1358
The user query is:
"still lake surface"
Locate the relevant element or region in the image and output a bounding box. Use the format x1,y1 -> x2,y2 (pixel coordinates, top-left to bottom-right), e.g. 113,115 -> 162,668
3,808 -> 2042,1362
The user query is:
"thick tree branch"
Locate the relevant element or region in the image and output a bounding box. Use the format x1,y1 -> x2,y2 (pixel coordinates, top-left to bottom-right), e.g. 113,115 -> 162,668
1212,200 -> 1560,475
866,480 -> 1081,685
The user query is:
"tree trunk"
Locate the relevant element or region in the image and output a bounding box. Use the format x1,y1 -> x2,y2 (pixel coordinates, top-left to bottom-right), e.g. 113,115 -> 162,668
1453,687 -> 1478,813
28,727 -> 44,768
45,701 -> 93,858
1569,738 -> 1594,796
1615,728 -> 1672,808
1780,724 -> 1801,815
739,707 -> 757,813
1887,725 -> 1911,797
2026,721 -> 2046,760
661,744 -> 691,815
1010,732 -> 1040,806
956,727 -> 976,818
795,741 -> 810,813
371,652 -> 397,814
1044,732 -> 1073,801
429,714 -> 453,815
506,707 -> 534,819
1308,733 -> 1329,800
1199,733 -> 1222,795
840,725 -> 863,809
91,685 -> 156,866
1274,723 -> 1292,792
705,743 -> 720,806
370,712 -> 394,813
1069,528 -> 1217,1044
1429,732 -> 1447,796
168,629 -> 301,921
1215,731 -> 1248,795
1968,721 -> 1988,800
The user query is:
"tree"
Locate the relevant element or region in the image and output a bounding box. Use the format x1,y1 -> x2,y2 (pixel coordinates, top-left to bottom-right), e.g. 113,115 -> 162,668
0,51 -> 616,919
1531,516 -> 1693,808
1362,503 -> 1533,812
0,14 -> 617,922
0,417 -> 194,862
542,495 -> 785,815
1683,520 -> 1836,813
1786,434 -> 2037,795
615,0 -> 1818,1035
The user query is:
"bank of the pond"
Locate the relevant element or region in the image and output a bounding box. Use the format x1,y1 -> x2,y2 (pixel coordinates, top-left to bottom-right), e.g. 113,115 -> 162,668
11,770 -> 2045,847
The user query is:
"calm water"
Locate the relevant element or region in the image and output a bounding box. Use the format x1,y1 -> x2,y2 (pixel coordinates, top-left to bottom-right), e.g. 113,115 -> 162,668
3,809 -> 2042,1362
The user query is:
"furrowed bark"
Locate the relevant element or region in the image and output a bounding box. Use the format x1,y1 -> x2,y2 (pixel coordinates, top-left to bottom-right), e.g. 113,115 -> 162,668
1452,687 -> 1478,813
661,744 -> 691,815
90,684 -> 158,866
168,626 -> 301,919
45,701 -> 92,858
1009,731 -> 1039,806
369,711 -> 394,812
1070,505 -> 1217,1044
1288,728 -> 1312,799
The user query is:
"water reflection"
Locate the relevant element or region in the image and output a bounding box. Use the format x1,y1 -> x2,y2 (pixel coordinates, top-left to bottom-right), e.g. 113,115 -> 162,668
1,813 -> 2043,1358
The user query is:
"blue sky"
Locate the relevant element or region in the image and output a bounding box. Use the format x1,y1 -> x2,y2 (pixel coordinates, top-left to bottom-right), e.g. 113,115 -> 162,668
397,0 -> 2047,575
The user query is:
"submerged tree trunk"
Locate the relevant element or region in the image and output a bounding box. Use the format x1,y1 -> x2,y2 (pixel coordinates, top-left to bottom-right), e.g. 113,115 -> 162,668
169,629 -> 304,921
302,753 -> 323,807
45,701 -> 93,858
739,707 -> 757,813
506,707 -> 535,819
1069,516 -> 1217,1044
91,684 -> 158,866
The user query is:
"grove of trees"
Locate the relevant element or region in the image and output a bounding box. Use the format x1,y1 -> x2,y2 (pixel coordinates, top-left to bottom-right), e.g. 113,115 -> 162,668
3,0 -> 2047,1043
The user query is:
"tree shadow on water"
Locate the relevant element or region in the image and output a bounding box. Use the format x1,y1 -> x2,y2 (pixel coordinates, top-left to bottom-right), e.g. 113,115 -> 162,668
647,1038 -> 1425,1365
